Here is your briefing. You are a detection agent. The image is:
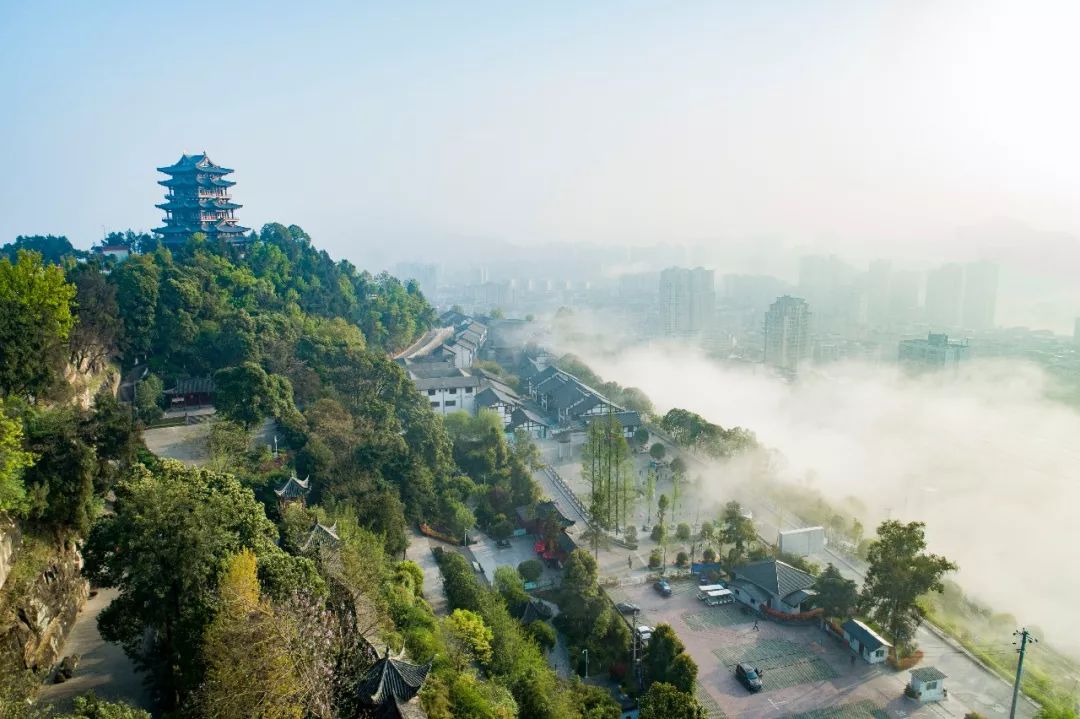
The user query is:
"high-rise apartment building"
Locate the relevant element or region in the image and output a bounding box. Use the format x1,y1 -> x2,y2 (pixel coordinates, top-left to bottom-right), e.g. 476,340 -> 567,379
659,267 -> 715,338
898,333 -> 968,370
924,263 -> 964,328
962,261 -> 999,331
764,295 -> 811,375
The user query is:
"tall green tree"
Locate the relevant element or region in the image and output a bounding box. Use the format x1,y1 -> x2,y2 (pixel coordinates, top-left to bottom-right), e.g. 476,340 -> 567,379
110,253 -> 160,360
0,250 -> 76,398
860,520 -> 957,654
68,265 -> 122,373
83,461 -> 314,708
22,408 -> 97,534
0,400 -> 33,514
811,563 -> 859,619
643,624 -> 697,693
214,362 -> 295,428
720,501 -> 757,566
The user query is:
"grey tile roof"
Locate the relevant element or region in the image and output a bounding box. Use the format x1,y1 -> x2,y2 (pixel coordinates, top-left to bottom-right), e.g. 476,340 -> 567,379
274,473 -> 310,499
583,411 -> 642,428
910,666 -> 947,682
356,651 -> 432,710
733,559 -> 815,600
164,376 -> 215,395
412,374 -> 480,391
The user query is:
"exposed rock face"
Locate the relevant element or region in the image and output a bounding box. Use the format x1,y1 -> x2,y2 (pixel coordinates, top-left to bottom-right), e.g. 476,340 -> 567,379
0,516 -> 22,592
0,540 -> 89,674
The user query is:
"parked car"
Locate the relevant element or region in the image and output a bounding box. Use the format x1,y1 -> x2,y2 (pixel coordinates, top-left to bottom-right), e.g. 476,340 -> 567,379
615,601 -> 640,614
735,663 -> 763,692
495,538 -> 511,548
653,579 -> 672,597
635,625 -> 654,644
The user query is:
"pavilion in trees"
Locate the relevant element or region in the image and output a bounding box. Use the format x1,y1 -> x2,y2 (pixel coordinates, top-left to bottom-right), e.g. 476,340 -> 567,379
154,153 -> 249,243
355,647 -> 432,718
274,471 -> 311,511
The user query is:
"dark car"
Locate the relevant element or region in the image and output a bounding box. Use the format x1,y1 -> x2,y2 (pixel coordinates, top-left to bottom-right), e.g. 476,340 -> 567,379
735,663 -> 763,692
653,579 -> 672,597
615,601 -> 640,614
495,538 -> 512,548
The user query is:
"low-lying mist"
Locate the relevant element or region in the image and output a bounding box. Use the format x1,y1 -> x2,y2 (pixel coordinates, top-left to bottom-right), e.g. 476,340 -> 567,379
568,341 -> 1080,654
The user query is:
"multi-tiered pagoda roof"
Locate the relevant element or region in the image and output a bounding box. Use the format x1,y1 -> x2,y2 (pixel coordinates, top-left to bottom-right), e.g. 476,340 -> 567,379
153,153 -> 249,243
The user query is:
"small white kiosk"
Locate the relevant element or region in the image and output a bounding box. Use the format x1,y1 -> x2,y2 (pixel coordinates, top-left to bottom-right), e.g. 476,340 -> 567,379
907,666 -> 947,702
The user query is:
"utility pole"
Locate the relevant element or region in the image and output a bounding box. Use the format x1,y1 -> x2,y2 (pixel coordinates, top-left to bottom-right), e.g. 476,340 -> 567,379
1010,628 -> 1037,719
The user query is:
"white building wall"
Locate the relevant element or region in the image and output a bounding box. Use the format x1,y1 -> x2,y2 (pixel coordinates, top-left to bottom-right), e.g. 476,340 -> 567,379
424,387 -> 477,415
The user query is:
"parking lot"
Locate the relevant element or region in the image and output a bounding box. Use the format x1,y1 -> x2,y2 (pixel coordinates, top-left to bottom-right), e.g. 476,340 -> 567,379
606,577 -> 973,718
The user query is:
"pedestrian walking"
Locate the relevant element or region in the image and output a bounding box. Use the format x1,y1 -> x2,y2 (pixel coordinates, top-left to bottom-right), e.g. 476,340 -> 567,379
850,654 -> 856,668
752,618 -> 759,631
628,555 -> 633,569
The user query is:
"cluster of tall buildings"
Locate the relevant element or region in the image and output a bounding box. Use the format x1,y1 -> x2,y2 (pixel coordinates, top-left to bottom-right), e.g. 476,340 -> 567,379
658,267 -> 716,339
763,296 -> 811,375
924,261 -> 998,331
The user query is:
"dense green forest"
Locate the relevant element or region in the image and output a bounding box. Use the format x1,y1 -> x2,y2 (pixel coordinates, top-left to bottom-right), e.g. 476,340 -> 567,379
0,228 -> 613,718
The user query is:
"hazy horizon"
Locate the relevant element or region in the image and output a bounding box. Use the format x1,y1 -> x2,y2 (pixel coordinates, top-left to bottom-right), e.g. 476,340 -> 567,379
5,2 -> 1080,280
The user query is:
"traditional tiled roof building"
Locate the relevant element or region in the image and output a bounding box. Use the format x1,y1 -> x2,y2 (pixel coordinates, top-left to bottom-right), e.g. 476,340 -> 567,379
154,153 -> 249,243
301,521 -> 341,552
355,648 -> 432,718
274,471 -> 311,510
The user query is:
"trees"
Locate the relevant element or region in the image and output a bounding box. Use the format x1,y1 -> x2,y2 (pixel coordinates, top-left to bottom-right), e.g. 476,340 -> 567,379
649,443 -> 666,461
675,523 -> 691,542
643,624 -> 697,693
633,427 -> 650,449
134,373 -> 163,423
720,501 -> 757,566
214,362 -> 295,428
82,461 -> 304,707
68,265 -> 122,372
517,559 -> 543,584
0,400 -> 33,514
110,253 -> 160,360
581,414 -> 632,535
53,694 -> 152,719
658,408 -> 757,459
200,550 -> 305,719
0,250 -> 76,398
811,564 -> 859,620
639,682 -> 705,719
445,609 -> 495,670
22,408 -> 97,534
860,521 -> 957,655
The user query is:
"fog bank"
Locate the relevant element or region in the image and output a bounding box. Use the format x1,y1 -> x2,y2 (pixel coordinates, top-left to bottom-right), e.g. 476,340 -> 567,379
574,344 -> 1080,653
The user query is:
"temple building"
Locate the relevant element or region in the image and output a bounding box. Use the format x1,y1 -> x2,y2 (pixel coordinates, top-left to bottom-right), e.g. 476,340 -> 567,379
154,153 -> 249,243
355,648 -> 431,718
274,471 -> 311,511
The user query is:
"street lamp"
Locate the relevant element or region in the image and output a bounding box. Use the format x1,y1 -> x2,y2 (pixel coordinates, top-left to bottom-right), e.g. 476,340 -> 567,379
581,648 -> 588,678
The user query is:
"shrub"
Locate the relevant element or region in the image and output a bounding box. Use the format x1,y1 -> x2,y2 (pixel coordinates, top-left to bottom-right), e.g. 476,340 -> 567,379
517,559 -> 543,583
624,525 -> 637,544
701,547 -> 717,563
675,551 -> 689,568
648,549 -> 662,569
651,524 -> 666,542
675,523 -> 690,541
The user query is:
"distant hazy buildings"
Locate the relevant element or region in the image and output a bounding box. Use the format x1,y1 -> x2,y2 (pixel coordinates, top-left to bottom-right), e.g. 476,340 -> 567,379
154,153 -> 248,243
659,267 -> 715,338
924,263 -> 964,328
923,260 -> 1000,332
898,333 -> 968,370
764,296 -> 811,375
962,261 -> 998,331
394,262 -> 439,296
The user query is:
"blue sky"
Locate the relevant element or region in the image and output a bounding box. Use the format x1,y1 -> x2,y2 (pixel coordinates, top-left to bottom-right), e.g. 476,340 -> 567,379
3,1 -> 1080,281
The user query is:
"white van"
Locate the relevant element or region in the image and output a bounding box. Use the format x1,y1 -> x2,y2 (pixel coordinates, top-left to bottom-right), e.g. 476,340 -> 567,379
705,589 -> 734,606
697,584 -> 725,600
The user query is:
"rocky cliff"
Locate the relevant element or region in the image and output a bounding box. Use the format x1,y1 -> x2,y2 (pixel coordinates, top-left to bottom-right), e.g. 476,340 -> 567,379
0,535 -> 88,675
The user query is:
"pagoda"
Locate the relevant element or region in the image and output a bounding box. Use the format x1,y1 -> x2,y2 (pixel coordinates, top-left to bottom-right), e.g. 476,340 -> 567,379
154,153 -> 249,243
354,647 -> 431,718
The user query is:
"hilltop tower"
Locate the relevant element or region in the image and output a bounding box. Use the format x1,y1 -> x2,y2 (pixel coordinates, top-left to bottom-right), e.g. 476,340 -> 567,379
154,153 -> 249,243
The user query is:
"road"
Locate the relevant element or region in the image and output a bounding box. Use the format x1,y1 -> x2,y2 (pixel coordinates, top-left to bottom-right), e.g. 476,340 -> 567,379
35,588 -> 152,714
405,528 -> 450,618
747,501 -> 1037,718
